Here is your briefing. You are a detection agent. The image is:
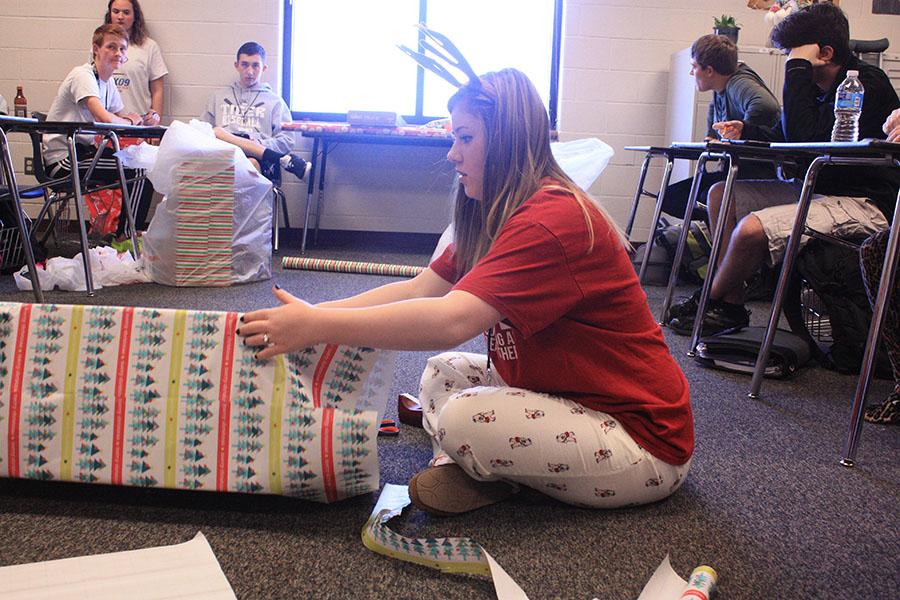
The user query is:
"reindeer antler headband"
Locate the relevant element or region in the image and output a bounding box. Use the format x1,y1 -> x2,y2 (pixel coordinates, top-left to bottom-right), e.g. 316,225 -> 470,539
398,23 -> 480,89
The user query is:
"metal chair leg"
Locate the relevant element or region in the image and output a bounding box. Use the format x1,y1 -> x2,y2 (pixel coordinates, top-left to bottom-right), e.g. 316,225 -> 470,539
272,185 -> 285,253
840,187 -> 900,467
658,155 -> 709,325
638,159 -> 674,283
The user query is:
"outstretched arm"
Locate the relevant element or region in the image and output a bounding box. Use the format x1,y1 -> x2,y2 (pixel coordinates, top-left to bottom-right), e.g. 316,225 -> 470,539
317,268 -> 453,308
238,284 -> 501,359
84,96 -> 141,125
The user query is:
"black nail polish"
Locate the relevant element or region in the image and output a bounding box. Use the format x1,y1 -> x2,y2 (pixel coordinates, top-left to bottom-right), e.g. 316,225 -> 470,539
274,284 -> 281,290
235,328 -> 241,335
240,315 -> 245,323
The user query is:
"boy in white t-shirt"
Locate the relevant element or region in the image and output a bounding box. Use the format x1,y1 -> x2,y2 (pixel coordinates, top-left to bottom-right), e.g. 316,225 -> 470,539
43,24 -> 153,239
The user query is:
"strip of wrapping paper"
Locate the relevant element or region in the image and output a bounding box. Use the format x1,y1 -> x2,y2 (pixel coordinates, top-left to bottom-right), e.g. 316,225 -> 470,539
362,485 -> 492,576
176,155 -> 234,287
282,257 -> 424,279
0,302 -> 395,502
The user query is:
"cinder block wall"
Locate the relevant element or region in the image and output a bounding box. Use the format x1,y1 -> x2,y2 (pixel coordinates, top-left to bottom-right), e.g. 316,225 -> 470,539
1,1 -> 895,238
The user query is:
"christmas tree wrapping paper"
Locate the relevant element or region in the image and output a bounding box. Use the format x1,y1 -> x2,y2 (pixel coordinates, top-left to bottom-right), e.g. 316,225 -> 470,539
0,302 -> 395,502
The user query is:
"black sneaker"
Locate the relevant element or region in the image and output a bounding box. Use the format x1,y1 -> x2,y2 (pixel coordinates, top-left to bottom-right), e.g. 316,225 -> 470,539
666,289 -> 702,321
668,299 -> 750,337
280,153 -> 311,181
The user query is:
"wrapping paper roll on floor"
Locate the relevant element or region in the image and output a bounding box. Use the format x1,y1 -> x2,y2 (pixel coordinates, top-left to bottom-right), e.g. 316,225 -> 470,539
0,302 -> 395,502
282,257 -> 425,278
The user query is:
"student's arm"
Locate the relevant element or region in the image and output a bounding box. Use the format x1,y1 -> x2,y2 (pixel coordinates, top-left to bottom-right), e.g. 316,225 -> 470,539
317,268 -> 453,309
780,49 -> 833,142
83,96 -> 141,125
734,78 -> 781,129
259,100 -> 294,155
240,285 -> 500,359
144,77 -> 164,125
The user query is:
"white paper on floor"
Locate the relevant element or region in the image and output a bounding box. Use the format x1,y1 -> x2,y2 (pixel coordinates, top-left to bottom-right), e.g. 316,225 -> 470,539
0,532 -> 236,600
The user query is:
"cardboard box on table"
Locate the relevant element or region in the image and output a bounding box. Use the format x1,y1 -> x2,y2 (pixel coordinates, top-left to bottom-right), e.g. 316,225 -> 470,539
0,302 -> 394,501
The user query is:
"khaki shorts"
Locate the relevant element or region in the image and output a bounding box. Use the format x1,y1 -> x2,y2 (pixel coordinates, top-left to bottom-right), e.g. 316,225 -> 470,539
730,180 -> 888,265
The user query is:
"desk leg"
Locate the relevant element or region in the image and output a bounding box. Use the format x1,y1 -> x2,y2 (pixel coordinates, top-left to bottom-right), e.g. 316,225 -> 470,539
659,155 -> 707,325
840,188 -> 900,467
688,156 -> 737,355
0,129 -> 43,302
748,157 -> 826,399
625,152 -> 653,238
638,157 -> 673,283
67,136 -> 95,296
314,141 -> 328,244
108,133 -> 139,259
301,137 -> 320,254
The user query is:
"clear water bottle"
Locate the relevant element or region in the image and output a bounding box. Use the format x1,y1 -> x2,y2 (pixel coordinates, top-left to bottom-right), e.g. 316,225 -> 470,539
831,70 -> 864,142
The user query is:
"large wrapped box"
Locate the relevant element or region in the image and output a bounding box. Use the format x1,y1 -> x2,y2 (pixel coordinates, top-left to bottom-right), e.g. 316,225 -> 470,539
0,302 -> 394,502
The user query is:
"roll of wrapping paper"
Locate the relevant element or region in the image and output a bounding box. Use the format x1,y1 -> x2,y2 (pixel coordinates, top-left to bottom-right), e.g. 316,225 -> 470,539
282,257 -> 425,278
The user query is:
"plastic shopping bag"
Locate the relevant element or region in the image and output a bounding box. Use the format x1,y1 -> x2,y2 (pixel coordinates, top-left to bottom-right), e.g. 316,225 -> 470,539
142,120 -> 273,286
83,188 -> 122,236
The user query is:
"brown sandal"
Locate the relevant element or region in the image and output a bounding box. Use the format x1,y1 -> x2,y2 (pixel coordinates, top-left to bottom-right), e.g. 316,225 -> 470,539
408,464 -> 516,516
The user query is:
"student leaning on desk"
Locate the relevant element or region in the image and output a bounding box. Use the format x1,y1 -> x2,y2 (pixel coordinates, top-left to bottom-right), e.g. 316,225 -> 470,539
41,24 -> 155,241
667,2 -> 900,338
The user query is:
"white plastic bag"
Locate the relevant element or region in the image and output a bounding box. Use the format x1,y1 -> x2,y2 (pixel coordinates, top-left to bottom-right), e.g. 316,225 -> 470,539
114,142 -> 159,170
550,137 -> 614,191
431,137 -> 615,261
14,246 -> 149,291
142,120 -> 273,286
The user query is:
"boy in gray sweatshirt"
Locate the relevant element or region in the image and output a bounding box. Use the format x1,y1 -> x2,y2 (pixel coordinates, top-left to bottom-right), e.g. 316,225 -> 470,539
201,41 -> 309,182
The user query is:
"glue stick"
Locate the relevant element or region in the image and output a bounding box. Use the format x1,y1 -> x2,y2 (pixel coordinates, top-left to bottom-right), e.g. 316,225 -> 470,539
678,565 -> 717,600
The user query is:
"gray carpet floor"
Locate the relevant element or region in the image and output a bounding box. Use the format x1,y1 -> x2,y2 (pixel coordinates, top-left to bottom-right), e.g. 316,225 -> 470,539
0,231 -> 897,599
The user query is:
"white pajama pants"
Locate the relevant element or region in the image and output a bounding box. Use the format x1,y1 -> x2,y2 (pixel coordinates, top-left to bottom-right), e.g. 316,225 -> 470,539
419,352 -> 691,509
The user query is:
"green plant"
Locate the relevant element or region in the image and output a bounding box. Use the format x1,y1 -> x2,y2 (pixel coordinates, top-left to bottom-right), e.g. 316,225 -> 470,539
713,14 -> 738,28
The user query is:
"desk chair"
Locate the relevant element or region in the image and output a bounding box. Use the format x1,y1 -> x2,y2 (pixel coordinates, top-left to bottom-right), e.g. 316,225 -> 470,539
849,38 -> 889,69
20,115 -> 140,295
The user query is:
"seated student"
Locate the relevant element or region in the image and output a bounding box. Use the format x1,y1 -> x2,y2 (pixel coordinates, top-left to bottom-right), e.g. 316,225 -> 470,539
43,24 -> 153,239
661,34 -> 781,224
237,68 -> 694,515
668,2 -> 900,336
200,41 -> 309,182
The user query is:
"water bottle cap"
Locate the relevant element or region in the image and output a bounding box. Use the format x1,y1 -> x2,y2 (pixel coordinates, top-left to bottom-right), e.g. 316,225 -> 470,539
847,70 -> 859,77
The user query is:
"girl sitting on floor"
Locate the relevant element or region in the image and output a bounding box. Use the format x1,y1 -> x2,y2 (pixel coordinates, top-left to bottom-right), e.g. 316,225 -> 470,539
238,67 -> 694,515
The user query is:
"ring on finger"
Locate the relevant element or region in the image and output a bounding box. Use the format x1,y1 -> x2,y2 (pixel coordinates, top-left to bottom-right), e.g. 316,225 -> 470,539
263,332 -> 270,345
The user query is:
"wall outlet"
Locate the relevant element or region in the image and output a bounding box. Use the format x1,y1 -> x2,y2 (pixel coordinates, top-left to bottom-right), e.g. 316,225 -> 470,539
23,157 -> 34,175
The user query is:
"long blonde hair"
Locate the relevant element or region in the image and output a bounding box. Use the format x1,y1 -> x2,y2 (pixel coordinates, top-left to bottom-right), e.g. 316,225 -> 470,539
448,69 -> 625,276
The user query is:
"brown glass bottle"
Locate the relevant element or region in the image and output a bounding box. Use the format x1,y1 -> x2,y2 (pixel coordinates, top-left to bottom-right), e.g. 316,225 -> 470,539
14,86 -> 27,118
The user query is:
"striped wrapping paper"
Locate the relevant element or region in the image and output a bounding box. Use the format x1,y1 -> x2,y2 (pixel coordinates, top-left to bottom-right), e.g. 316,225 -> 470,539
0,302 -> 395,502
282,257 -> 425,278
175,156 -> 234,287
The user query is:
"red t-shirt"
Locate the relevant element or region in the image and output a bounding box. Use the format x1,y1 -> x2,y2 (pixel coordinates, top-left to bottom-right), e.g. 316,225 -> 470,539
430,184 -> 693,465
